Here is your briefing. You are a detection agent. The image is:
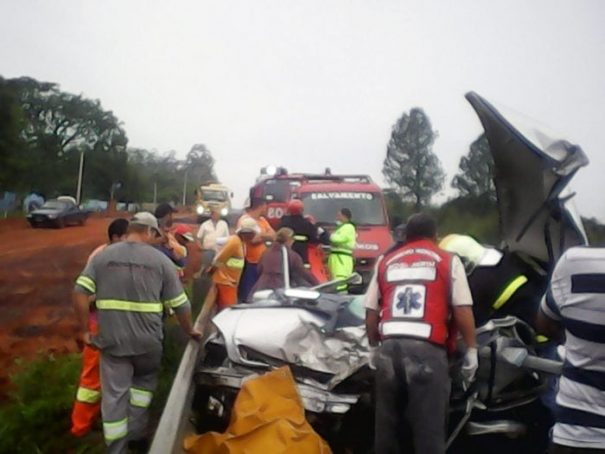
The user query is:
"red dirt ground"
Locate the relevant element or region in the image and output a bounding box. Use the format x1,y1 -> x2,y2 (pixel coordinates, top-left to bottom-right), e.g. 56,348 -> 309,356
0,215 -> 201,397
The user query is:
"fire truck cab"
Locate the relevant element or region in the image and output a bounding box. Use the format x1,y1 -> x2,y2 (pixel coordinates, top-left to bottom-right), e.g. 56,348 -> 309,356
250,167 -> 393,286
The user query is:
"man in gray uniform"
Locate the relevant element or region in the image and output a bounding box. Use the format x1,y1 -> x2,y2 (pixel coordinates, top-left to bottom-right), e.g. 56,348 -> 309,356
73,212 -> 201,453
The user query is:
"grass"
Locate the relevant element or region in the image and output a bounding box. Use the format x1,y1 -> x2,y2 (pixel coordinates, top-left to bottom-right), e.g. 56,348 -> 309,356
0,278 -> 210,454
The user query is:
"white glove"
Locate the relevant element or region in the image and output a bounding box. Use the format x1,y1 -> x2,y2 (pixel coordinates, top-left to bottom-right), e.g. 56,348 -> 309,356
557,345 -> 566,362
368,345 -> 379,370
461,347 -> 478,387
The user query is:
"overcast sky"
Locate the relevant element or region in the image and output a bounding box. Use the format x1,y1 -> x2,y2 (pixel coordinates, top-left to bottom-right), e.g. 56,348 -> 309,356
1,0 -> 604,219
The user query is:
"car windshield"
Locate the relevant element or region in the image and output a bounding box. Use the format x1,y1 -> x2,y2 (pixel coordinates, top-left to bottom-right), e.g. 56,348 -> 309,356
201,190 -> 227,202
41,201 -> 66,210
301,192 -> 386,226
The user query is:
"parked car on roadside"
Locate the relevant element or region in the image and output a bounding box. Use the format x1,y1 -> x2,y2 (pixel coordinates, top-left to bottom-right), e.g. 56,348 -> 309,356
27,196 -> 90,228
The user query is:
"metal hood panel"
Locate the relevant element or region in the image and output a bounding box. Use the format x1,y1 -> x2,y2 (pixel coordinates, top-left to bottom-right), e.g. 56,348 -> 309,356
465,92 -> 589,263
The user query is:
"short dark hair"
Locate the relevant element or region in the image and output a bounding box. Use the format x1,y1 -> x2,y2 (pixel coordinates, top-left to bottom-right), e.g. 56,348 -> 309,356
340,208 -> 352,220
250,197 -> 267,209
108,218 -> 129,241
405,213 -> 437,241
154,202 -> 176,219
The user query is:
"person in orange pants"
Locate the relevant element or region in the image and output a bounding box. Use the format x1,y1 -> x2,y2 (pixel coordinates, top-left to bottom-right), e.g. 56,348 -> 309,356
71,218 -> 129,437
210,218 -> 258,310
71,316 -> 101,436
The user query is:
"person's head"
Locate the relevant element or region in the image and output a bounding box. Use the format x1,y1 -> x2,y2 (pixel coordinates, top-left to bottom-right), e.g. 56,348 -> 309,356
129,212 -> 162,244
336,208 -> 352,224
236,217 -> 260,243
173,224 -> 195,247
275,227 -> 294,246
405,213 -> 437,242
439,234 -> 502,274
249,198 -> 267,217
107,218 -> 129,243
287,199 -> 304,216
210,208 -> 221,222
154,203 -> 176,229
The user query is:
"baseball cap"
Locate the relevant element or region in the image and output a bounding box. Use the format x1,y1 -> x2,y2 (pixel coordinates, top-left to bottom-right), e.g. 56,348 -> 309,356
236,217 -> 260,234
173,224 -> 195,242
131,212 -> 161,236
154,202 -> 177,220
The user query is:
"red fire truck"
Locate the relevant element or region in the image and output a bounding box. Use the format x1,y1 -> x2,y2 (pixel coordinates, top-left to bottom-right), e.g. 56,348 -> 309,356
249,167 -> 393,286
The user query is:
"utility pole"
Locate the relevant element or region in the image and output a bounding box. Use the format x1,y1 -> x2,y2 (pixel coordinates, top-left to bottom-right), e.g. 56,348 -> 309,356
153,181 -> 157,207
182,168 -> 188,207
76,150 -> 85,204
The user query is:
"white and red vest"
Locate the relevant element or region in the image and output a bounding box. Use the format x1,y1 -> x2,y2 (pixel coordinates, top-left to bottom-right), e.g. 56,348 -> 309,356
378,239 -> 454,347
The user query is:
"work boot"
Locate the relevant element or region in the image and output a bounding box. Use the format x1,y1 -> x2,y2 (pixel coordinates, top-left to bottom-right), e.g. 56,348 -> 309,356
127,438 -> 150,454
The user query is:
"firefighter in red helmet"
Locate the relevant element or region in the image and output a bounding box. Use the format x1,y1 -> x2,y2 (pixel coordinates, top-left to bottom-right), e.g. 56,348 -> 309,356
279,199 -> 329,278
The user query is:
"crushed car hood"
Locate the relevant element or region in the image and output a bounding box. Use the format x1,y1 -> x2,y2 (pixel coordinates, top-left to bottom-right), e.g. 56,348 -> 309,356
466,92 -> 589,264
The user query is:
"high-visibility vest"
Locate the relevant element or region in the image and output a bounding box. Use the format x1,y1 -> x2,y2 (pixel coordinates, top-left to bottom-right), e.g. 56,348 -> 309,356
377,239 -> 453,347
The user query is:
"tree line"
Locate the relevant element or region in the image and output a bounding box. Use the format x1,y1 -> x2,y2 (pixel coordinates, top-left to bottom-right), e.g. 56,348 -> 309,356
381,107 -> 605,245
0,76 -> 217,205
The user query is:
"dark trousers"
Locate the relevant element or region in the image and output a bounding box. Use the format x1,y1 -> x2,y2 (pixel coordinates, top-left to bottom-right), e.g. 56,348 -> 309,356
237,261 -> 259,302
374,338 -> 450,454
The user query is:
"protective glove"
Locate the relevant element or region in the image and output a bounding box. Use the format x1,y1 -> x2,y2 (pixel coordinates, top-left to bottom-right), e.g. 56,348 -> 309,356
461,347 -> 478,387
368,345 -> 379,370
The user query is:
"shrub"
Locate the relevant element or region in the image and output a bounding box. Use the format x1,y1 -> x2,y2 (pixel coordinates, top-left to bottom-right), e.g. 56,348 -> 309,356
0,353 -> 101,454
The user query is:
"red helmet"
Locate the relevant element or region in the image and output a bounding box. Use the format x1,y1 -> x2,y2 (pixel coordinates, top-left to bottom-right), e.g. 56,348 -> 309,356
287,199 -> 304,215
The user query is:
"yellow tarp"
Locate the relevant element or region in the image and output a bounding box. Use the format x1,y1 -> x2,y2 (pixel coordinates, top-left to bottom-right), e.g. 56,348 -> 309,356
184,367 -> 332,454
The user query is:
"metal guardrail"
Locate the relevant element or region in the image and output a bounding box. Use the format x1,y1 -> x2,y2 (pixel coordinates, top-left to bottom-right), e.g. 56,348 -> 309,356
149,284 -> 217,454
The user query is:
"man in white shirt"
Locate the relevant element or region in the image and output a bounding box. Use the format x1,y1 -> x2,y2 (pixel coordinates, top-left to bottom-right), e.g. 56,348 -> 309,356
197,208 -> 230,270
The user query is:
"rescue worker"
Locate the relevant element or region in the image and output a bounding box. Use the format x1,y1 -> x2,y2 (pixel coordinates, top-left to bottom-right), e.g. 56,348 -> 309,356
196,207 -> 230,272
236,198 -> 275,301
328,208 -> 356,292
73,212 -> 201,453
279,199 -> 329,268
365,213 -> 478,454
250,227 -> 319,295
210,218 -> 258,310
71,218 -> 129,437
439,234 -> 548,328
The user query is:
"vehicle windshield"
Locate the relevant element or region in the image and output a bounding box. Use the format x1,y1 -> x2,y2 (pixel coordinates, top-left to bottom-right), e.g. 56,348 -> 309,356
260,179 -> 294,202
301,192 -> 386,226
41,201 -> 66,210
201,190 -> 227,202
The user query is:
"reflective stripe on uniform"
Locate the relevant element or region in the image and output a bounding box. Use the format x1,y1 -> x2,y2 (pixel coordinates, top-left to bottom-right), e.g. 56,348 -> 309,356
381,321 -> 432,339
331,248 -> 353,256
163,292 -> 188,309
226,257 -> 245,269
76,276 -> 96,293
103,418 -> 128,441
492,275 -> 529,310
130,387 -> 153,408
76,386 -> 101,404
96,299 -> 163,313
293,235 -> 309,242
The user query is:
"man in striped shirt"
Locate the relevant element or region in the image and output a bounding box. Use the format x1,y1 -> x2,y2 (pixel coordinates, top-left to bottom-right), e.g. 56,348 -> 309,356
538,246 -> 605,453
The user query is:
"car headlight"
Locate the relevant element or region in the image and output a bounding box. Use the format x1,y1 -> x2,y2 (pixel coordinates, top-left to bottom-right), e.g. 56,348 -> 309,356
220,207 -> 228,216
47,214 -> 57,219
196,205 -> 205,215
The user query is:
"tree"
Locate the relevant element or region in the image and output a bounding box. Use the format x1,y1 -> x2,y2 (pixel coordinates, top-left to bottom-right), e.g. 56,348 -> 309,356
182,144 -> 217,205
451,133 -> 495,201
0,77 -> 28,190
382,108 -> 445,210
5,76 -> 128,197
